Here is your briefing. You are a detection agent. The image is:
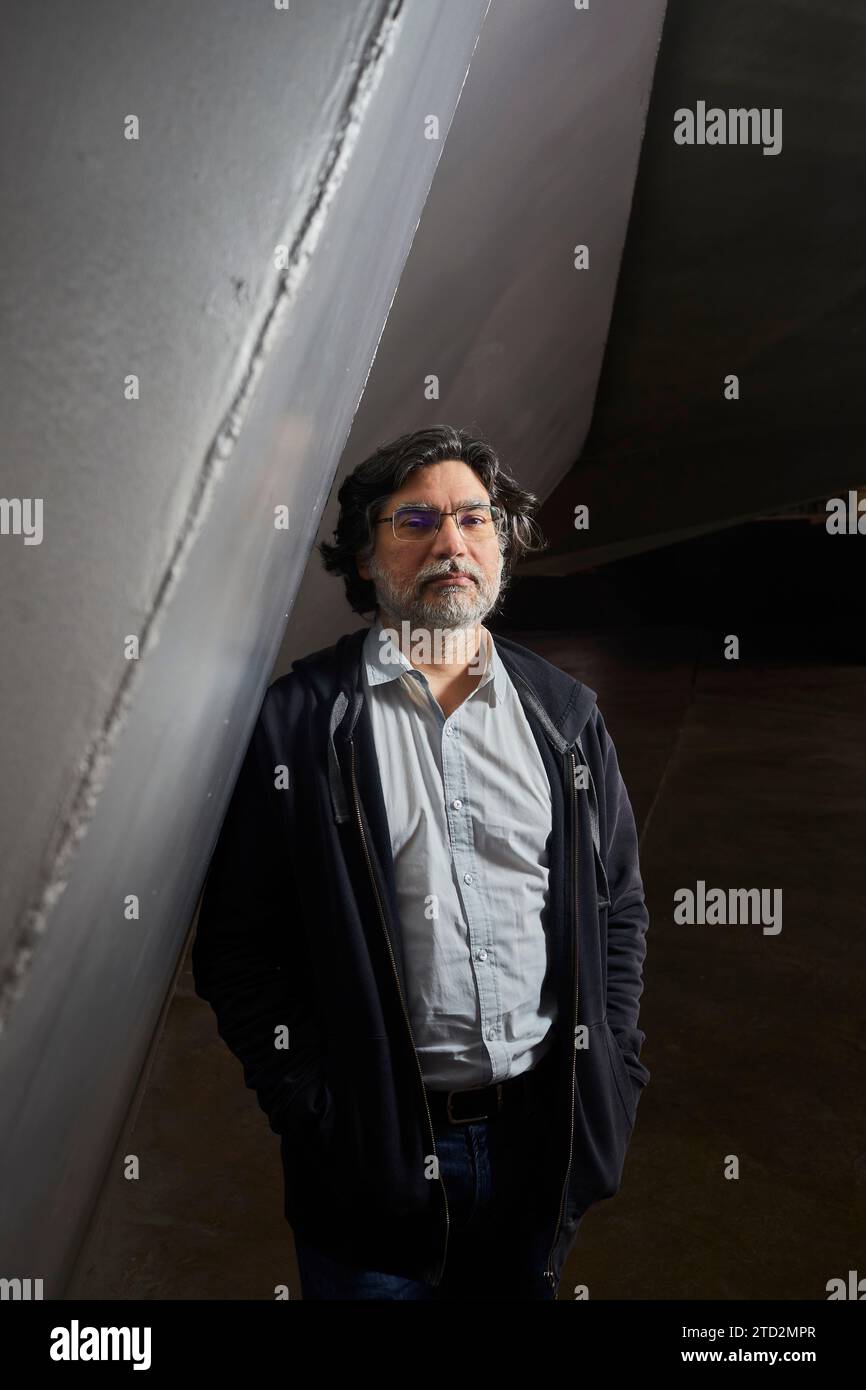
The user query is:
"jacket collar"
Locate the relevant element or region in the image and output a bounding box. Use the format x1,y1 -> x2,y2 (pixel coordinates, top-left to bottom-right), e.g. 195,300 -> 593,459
292,622 -> 600,828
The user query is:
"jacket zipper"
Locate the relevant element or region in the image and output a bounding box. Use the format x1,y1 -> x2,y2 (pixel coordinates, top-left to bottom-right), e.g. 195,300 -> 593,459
348,735 -> 451,1285
543,746 -> 580,1291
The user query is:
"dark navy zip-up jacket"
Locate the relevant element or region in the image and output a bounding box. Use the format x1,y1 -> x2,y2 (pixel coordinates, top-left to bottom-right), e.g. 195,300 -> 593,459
192,625 -> 651,1286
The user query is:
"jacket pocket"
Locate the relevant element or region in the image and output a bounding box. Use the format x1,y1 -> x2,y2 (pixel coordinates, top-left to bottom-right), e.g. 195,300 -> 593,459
566,1021 -> 636,1214
278,1076 -> 341,1229
276,1073 -> 336,1152
603,1021 -> 639,1126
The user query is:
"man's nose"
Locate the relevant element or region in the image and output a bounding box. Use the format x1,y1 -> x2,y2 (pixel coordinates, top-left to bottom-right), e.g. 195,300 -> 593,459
429,513 -> 467,559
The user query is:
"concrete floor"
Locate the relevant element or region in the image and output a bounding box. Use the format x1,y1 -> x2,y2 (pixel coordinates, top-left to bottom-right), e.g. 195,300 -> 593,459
67,626 -> 866,1299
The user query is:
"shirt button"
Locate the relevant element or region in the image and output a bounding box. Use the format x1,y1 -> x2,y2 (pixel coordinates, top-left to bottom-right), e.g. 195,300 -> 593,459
445,726 -> 454,737
463,872 -> 473,885
477,949 -> 487,961
487,1027 -> 496,1040
452,799 -> 463,809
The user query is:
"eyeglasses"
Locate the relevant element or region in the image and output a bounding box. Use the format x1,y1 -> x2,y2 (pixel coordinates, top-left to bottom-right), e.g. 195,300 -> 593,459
374,504 -> 504,542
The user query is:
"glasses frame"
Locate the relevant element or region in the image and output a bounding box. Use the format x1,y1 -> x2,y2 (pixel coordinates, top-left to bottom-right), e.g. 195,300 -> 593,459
373,503 -> 504,542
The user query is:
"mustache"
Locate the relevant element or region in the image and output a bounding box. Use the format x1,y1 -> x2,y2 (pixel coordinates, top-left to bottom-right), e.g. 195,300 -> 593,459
422,568 -> 478,585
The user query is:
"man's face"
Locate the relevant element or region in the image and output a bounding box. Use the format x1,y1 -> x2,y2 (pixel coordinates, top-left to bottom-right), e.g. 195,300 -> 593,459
356,459 -> 505,633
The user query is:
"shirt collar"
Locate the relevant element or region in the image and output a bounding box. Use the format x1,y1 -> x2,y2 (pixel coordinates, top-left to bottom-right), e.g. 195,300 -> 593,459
362,616 -> 507,705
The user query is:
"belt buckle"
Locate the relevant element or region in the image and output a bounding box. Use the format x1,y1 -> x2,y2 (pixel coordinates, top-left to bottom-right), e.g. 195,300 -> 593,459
446,1082 -> 503,1125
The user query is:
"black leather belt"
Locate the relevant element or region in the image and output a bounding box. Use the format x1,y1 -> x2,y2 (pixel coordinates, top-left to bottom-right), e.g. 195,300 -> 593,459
425,1044 -> 557,1126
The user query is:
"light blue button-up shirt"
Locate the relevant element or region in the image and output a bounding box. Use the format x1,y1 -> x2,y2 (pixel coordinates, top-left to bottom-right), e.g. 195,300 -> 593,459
362,617 -> 557,1091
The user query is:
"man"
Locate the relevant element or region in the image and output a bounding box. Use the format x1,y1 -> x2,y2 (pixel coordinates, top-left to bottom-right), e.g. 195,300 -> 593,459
192,424 -> 650,1300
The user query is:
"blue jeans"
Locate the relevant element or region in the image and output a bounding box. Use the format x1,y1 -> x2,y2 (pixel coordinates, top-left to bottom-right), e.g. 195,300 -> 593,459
294,1080 -> 569,1300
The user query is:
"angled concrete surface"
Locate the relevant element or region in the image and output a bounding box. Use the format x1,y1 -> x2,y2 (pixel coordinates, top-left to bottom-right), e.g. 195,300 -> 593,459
0,0 -> 490,1295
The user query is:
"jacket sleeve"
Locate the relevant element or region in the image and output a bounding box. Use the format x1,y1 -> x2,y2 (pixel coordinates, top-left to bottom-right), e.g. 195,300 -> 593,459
191,690 -> 330,1138
597,709 -> 651,1090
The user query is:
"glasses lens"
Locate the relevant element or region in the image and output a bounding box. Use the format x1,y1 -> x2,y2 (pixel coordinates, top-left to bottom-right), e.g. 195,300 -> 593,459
457,507 -> 496,534
393,508 -> 440,539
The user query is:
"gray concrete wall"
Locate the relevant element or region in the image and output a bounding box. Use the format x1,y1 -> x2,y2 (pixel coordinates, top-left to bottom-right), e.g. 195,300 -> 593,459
0,0 -> 489,1293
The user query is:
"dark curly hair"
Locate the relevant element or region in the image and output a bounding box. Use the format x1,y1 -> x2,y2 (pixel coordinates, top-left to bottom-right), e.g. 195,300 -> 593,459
318,425 -> 548,617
